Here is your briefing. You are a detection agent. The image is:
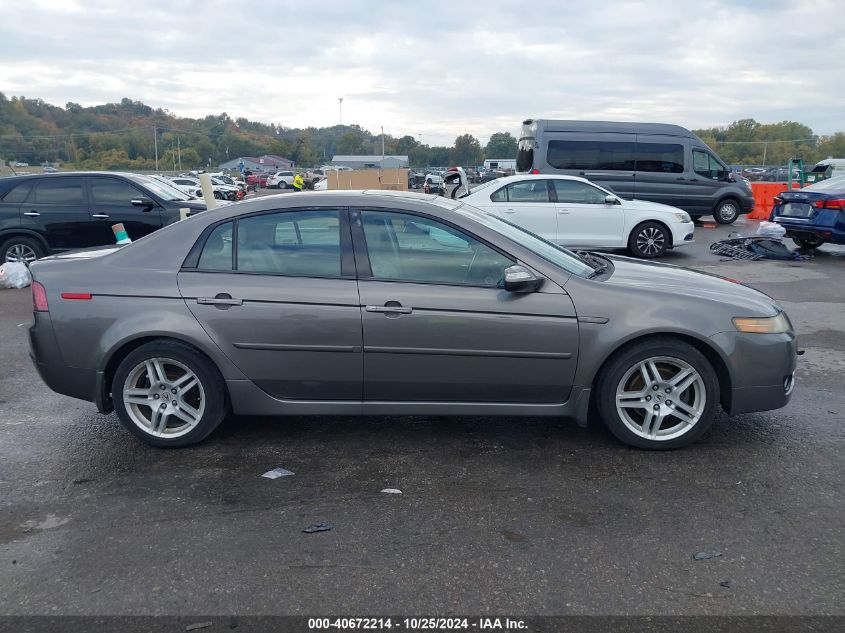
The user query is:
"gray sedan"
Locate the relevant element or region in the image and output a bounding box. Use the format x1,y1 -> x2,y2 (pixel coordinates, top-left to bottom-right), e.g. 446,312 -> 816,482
28,191 -> 797,449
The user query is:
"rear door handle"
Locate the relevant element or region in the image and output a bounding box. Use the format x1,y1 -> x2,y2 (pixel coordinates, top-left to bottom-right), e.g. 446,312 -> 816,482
558,210 -> 570,214
366,304 -> 412,314
23,211 -> 40,217
504,209 -> 516,214
92,213 -> 110,219
197,296 -> 243,306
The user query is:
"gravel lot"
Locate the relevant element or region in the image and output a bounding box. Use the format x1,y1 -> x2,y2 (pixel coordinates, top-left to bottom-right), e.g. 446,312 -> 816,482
0,216 -> 843,617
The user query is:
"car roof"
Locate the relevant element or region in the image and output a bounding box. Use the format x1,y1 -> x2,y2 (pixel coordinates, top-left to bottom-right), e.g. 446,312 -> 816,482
476,174 -> 594,186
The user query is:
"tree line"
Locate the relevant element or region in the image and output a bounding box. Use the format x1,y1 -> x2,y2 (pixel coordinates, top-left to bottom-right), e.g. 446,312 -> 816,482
1,94 -> 843,171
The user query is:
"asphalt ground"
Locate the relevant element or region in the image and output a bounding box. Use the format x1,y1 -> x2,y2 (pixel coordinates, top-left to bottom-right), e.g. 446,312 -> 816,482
0,215 -> 843,619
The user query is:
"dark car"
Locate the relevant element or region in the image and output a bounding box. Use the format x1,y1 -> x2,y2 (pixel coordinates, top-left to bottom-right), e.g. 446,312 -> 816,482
770,176 -> 845,249
0,172 -> 207,263
28,191 -> 796,450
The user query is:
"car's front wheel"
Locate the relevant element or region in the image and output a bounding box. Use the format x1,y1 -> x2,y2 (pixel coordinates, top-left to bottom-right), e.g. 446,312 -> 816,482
278,181 -> 287,190
112,341 -> 227,448
791,234 -> 825,250
596,338 -> 720,449
714,199 -> 740,224
628,221 -> 669,258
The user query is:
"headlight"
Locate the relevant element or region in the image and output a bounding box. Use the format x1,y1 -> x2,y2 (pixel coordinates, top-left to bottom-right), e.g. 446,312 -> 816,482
674,212 -> 691,223
733,312 -> 791,334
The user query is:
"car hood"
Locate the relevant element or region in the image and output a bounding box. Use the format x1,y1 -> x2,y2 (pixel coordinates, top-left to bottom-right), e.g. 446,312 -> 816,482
621,198 -> 685,215
603,255 -> 780,316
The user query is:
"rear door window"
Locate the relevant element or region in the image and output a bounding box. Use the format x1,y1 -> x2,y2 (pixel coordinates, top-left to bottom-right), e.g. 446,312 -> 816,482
236,209 -> 341,276
1,181 -> 33,203
32,178 -> 85,204
197,222 -> 234,271
635,143 -> 685,173
506,180 -> 551,202
547,140 -> 636,171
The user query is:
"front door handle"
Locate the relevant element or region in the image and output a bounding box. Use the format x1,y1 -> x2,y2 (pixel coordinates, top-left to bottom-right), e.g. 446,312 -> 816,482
366,304 -> 412,314
504,209 -> 516,214
92,213 -> 110,219
23,211 -> 41,217
558,210 -> 570,214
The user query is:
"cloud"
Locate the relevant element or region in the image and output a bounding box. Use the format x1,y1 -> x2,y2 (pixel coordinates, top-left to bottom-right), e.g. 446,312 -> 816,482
1,0 -> 843,145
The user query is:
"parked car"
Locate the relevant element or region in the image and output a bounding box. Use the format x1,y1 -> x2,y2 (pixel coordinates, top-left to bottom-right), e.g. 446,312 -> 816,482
42,166 -> 59,174
741,167 -> 769,181
210,173 -> 246,191
168,176 -> 238,200
517,119 -> 755,224
28,190 -> 796,450
0,172 -> 207,263
245,173 -> 269,188
761,166 -> 803,182
460,174 -> 694,258
770,176 -> 845,249
267,171 -> 296,189
423,174 -> 445,195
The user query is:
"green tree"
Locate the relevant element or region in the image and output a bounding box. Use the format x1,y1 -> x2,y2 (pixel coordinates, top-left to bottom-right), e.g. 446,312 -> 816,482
336,132 -> 367,155
450,134 -> 483,166
484,132 -> 517,160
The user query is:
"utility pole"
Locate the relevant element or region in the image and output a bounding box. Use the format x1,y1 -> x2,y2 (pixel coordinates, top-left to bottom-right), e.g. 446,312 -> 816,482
153,126 -> 159,171
338,97 -> 343,125
177,136 -> 181,172
381,126 -> 385,165
762,141 -> 768,166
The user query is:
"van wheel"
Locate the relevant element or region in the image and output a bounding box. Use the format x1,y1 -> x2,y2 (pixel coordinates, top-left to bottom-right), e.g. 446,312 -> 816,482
595,338 -> 720,450
714,200 -> 740,224
628,222 -> 669,258
1,236 -> 45,264
112,341 -> 227,448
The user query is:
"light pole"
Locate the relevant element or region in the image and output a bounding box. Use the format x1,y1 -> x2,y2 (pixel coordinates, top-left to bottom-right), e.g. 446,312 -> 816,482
338,97 -> 343,125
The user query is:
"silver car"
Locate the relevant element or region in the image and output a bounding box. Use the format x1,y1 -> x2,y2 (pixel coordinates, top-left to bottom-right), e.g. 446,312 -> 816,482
28,191 -> 797,449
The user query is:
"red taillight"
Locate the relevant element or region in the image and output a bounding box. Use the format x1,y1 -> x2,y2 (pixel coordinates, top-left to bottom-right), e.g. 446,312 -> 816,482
32,281 -> 48,312
813,198 -> 845,210
60,292 -> 92,300
531,168 -> 540,174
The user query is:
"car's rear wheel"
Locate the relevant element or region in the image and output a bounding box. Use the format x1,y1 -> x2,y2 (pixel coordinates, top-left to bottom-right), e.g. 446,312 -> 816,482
278,181 -> 287,190
596,338 -> 720,449
113,341 -> 227,448
628,221 -> 669,258
714,199 -> 740,224
1,236 -> 45,264
792,234 -> 825,250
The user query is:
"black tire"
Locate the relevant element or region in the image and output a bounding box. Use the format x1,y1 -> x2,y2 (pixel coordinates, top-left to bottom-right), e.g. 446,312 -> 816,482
278,181 -> 287,190
792,234 -> 825,250
112,340 -> 227,448
714,199 -> 740,224
595,338 -> 720,450
213,190 -> 224,200
628,221 -> 670,258
1,235 -> 46,264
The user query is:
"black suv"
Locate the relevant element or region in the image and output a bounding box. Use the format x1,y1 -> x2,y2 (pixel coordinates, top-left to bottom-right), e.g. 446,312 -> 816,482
0,172 -> 208,263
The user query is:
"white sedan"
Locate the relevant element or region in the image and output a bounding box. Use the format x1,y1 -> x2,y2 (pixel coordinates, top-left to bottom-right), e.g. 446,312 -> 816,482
460,175 -> 694,258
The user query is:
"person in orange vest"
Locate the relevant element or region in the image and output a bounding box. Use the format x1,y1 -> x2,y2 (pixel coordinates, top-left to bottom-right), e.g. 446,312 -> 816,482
293,172 -> 304,192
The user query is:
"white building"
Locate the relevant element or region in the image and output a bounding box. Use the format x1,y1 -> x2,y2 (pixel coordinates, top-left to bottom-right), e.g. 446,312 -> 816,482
484,158 -> 516,170
331,155 -> 409,169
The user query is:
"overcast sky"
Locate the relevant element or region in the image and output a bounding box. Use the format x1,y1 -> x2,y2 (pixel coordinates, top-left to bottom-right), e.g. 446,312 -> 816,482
1,0 -> 843,145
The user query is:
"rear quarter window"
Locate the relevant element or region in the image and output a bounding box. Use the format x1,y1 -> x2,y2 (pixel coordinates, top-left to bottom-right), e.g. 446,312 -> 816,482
1,181 -> 34,203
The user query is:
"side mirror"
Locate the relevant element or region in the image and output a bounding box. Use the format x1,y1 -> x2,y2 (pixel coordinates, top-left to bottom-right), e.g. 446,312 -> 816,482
605,194 -> 620,205
503,265 -> 543,293
130,197 -> 155,208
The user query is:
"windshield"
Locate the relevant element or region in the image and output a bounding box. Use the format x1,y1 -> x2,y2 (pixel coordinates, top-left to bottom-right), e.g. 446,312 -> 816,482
805,176 -> 845,192
132,175 -> 195,201
454,203 -> 595,278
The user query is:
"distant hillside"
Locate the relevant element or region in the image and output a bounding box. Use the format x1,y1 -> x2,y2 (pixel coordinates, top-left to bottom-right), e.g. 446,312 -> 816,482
2,94 -> 843,171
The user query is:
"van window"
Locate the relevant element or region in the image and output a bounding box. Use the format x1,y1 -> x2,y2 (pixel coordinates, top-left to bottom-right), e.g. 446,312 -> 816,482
516,138 -> 534,172
635,143 -> 684,173
32,178 -> 85,204
693,150 -> 728,180
547,140 -> 636,171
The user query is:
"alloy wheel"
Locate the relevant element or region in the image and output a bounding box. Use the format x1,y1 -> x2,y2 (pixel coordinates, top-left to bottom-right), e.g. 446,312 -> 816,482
615,356 -> 706,441
718,203 -> 738,222
636,227 -> 665,256
122,357 -> 206,439
5,243 -> 37,264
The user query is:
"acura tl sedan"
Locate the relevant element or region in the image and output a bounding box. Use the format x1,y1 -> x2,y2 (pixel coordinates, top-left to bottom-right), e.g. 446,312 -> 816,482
28,191 -> 797,449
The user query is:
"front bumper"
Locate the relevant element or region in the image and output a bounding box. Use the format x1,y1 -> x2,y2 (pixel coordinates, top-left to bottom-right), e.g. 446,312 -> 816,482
708,329 -> 797,415
669,221 -> 696,248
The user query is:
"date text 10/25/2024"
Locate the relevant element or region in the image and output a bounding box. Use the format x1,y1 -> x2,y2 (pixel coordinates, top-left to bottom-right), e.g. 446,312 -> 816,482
308,618 -> 527,630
